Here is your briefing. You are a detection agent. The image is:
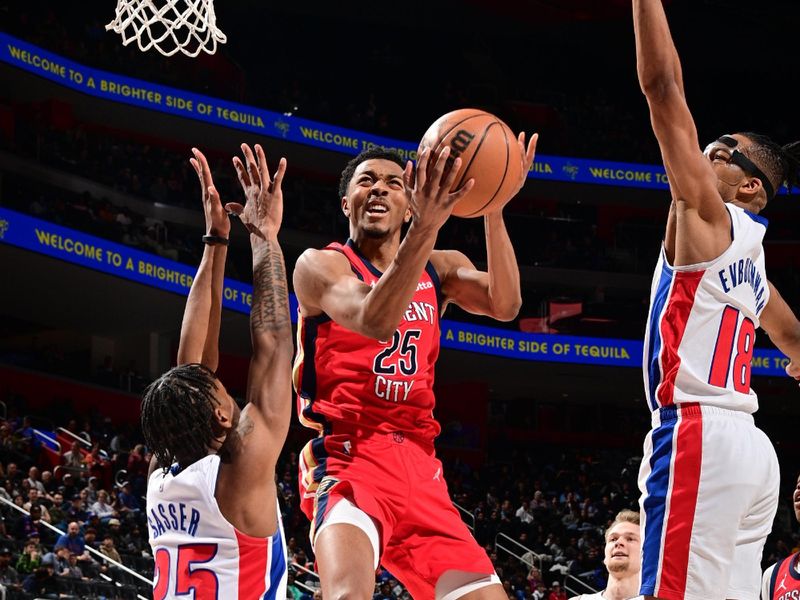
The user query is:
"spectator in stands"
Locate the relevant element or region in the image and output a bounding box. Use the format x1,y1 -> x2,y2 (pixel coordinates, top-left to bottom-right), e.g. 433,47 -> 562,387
116,481 -> 141,514
5,463 -> 21,485
23,489 -> 51,522
98,535 -> 120,564
0,546 -> 20,588
90,489 -> 115,522
13,505 -> 47,540
40,470 -> 56,496
55,522 -> 84,554
549,581 -> 567,600
26,466 -> 46,494
59,472 -> 77,499
126,444 -> 147,493
63,441 -> 85,472
83,527 -> 98,551
48,492 -> 67,528
0,478 -> 10,502
15,540 -> 41,575
63,552 -> 86,579
83,475 -> 101,503
21,565 -> 59,597
66,493 -> 88,525
517,500 -> 535,525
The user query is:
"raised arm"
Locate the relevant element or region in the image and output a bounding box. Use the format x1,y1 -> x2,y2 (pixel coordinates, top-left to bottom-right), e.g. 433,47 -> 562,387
633,0 -> 730,259
176,148 -> 230,369
431,132 -> 536,320
760,281 -> 800,383
294,146 -> 472,340
227,144 -> 292,443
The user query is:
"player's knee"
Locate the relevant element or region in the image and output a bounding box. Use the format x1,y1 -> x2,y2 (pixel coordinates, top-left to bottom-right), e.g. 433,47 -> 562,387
323,582 -> 374,600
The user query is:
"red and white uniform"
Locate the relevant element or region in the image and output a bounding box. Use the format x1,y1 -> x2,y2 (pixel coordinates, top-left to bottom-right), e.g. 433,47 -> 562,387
293,239 -> 494,599
147,455 -> 287,600
762,553 -> 800,600
639,204 -> 779,600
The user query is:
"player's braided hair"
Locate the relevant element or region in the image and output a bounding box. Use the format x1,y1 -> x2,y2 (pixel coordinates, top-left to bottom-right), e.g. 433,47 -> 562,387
141,363 -> 221,473
338,147 -> 406,200
738,132 -> 800,197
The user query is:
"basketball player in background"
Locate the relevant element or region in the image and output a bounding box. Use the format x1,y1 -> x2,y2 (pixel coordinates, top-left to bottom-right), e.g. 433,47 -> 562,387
569,510 -> 641,600
292,132 -> 536,600
632,2 -> 800,599
762,473 -> 800,599
142,144 -> 291,598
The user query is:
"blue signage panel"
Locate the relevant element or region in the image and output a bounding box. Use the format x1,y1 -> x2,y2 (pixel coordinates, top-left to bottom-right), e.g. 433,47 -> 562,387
0,207 -> 788,375
6,32 -> 797,194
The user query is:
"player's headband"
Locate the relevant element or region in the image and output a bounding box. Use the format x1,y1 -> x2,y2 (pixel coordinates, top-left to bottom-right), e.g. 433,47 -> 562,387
704,135 -> 775,199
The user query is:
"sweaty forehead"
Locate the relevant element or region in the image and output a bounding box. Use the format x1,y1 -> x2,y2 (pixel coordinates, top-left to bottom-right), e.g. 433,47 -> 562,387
353,159 -> 404,179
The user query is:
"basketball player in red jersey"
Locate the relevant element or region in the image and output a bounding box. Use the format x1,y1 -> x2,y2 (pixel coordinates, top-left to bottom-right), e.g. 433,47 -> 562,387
292,136 -> 536,600
762,474 -> 800,600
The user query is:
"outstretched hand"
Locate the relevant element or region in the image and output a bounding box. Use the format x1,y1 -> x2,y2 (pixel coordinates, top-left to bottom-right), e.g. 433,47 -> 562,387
403,146 -> 474,233
189,148 -> 230,238
227,143 -> 286,240
510,132 -> 538,197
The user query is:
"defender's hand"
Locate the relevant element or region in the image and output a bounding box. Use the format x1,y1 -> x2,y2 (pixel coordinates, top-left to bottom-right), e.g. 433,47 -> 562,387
227,143 -> 286,240
190,148 -> 230,238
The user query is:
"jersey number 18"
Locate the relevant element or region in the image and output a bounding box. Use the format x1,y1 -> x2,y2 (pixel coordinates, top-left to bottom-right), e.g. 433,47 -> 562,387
708,305 -> 755,393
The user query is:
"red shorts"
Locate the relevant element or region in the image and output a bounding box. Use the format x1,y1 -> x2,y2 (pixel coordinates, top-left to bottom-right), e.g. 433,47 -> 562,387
299,429 -> 494,599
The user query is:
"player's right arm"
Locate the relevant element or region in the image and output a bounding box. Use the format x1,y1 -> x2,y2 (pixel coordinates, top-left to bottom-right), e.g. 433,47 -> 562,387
633,0 -> 731,264
294,147 -> 473,341
760,281 -> 800,384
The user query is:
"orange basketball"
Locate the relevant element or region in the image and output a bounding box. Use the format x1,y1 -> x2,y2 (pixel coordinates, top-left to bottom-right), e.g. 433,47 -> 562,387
418,108 -> 523,218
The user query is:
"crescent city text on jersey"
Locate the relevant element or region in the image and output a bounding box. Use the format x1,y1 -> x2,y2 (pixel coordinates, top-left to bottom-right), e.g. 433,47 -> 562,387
717,256 -> 767,313
148,501 -> 201,539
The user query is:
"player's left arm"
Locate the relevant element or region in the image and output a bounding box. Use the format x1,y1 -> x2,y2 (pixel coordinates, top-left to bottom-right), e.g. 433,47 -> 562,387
432,133 -> 537,321
175,148 -> 230,370
760,281 -> 800,383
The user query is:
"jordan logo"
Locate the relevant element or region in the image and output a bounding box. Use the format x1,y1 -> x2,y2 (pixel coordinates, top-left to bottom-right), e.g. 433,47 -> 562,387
778,573 -> 787,592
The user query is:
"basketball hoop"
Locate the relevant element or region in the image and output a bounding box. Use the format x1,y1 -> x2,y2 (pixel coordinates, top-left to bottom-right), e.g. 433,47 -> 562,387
105,0 -> 227,57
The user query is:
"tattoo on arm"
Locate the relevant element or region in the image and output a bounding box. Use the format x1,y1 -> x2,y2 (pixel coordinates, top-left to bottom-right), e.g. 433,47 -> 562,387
251,240 -> 290,332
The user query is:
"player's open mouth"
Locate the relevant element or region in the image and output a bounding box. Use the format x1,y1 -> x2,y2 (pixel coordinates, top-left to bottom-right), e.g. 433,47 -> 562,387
611,552 -> 628,558
366,201 -> 389,215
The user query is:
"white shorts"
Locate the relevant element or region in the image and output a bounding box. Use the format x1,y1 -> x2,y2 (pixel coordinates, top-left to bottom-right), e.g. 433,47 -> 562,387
638,403 -> 779,600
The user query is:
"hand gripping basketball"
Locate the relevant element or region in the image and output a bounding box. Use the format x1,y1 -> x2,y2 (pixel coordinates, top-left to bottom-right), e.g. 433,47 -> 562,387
403,145 -> 475,233
228,143 -> 286,239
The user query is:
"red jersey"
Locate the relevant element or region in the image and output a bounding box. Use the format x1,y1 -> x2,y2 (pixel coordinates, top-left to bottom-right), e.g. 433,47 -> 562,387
293,239 -> 442,444
763,553 -> 800,600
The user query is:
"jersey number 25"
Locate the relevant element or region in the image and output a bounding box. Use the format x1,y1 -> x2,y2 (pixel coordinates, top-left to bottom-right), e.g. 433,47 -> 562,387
154,544 -> 218,600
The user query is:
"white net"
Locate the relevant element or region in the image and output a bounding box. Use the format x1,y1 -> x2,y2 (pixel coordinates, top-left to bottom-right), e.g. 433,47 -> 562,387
105,0 -> 227,57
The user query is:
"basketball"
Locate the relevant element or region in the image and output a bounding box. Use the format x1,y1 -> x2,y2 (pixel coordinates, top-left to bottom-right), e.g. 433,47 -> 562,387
418,108 -> 524,218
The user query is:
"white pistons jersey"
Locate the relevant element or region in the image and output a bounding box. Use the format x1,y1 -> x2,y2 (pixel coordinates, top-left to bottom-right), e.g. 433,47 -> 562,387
644,203 -> 769,414
146,454 -> 287,600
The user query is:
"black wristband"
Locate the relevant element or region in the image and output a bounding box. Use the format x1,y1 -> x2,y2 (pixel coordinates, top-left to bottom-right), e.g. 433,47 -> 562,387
202,235 -> 229,246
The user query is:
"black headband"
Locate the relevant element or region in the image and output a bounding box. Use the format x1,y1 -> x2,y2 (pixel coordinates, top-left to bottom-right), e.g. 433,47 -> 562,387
716,136 -> 775,199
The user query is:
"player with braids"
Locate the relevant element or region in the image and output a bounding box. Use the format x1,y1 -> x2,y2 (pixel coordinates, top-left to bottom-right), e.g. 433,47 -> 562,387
632,2 -> 800,600
142,144 -> 292,599
141,363 -> 219,470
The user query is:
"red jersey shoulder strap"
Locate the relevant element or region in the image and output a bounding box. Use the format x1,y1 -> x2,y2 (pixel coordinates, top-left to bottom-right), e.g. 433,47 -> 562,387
323,241 -> 369,281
